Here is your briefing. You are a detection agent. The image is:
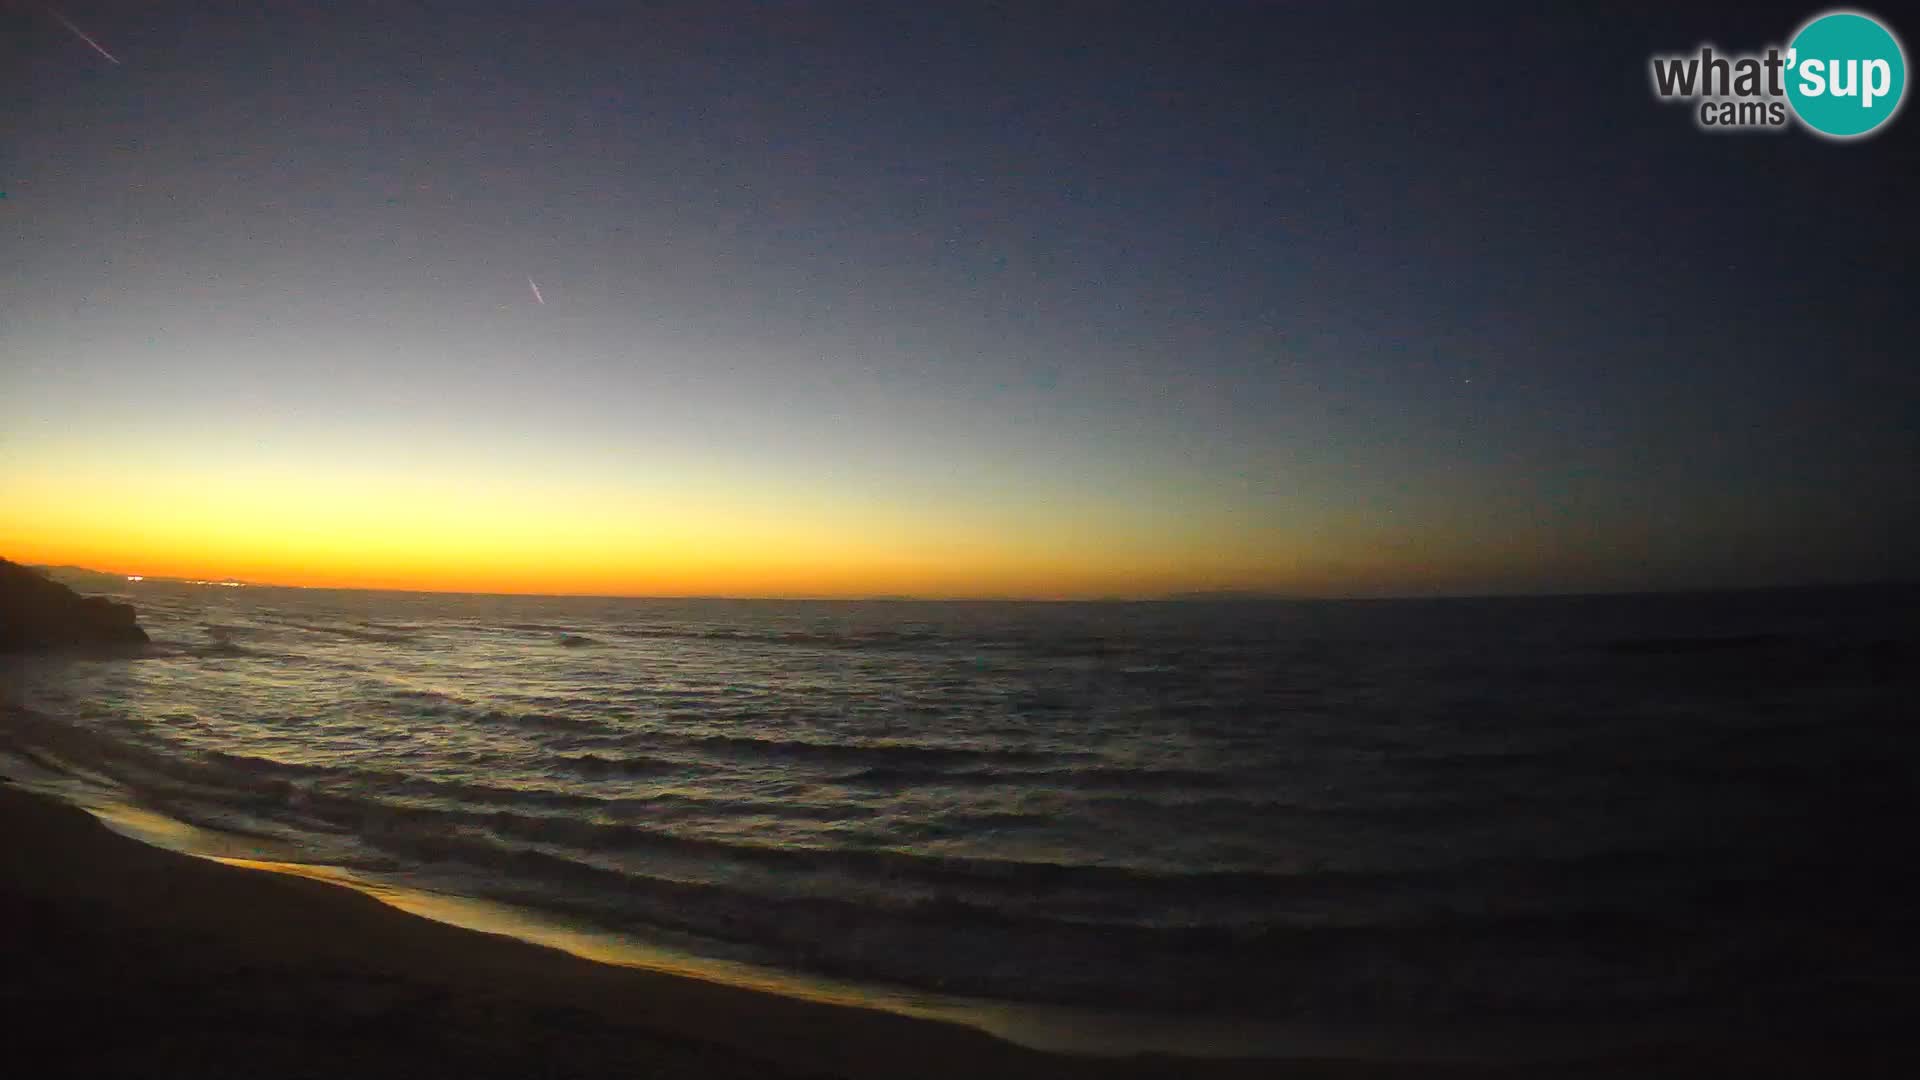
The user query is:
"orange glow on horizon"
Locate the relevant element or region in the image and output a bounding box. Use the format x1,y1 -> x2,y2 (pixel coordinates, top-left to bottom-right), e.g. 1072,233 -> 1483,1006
1,460 -> 1308,599
1,435 -> 1607,600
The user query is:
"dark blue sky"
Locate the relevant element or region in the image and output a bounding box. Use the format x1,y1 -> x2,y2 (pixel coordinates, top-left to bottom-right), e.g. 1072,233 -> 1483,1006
4,2 -> 1916,595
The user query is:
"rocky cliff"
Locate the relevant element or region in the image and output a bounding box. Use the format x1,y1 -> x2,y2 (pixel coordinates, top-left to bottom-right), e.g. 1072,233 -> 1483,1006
0,558 -> 150,651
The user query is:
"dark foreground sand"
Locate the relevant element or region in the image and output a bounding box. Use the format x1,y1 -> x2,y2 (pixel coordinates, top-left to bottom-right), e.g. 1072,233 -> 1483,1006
2,781 -> 1912,1079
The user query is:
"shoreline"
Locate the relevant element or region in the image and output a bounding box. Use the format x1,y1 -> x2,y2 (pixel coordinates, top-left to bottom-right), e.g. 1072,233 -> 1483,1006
6,782 -> 1914,1079
10,719 -> 1920,1079
0,727 -> 1376,1064
0,778 -> 1337,1079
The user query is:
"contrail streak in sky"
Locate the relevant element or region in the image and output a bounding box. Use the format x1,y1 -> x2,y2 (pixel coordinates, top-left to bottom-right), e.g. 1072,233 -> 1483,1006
528,277 -> 546,305
49,9 -> 120,64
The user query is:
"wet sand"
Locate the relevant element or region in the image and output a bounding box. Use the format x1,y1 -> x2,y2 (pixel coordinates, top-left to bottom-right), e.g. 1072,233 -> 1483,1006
2,780 -> 1911,1078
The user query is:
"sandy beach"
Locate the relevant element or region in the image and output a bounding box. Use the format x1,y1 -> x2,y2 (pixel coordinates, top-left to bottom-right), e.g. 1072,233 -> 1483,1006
0,780 -> 1294,1079
6,776 -> 1915,1078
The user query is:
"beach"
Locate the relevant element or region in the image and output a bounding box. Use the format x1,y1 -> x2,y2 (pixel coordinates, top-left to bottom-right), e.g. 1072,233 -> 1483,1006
0,779 -> 1157,1079
4,765 -> 1914,1078
17,774 -> 1290,1080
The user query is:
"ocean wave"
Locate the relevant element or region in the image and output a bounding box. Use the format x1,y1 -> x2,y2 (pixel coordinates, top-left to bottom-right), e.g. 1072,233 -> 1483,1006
0,713 -> 341,810
382,685 -> 475,705
548,751 -> 700,778
657,732 -> 1083,769
324,793 -> 1715,919
378,774 -> 609,810
326,799 -> 1295,900
469,708 -> 619,735
184,640 -> 262,658
375,685 -> 615,733
202,749 -> 344,778
837,761 -> 1232,792
611,625 -> 949,652
603,623 -> 1180,664
265,618 -> 416,644
334,823 -> 1695,1019
375,778 -> 868,822
338,814 -> 1274,923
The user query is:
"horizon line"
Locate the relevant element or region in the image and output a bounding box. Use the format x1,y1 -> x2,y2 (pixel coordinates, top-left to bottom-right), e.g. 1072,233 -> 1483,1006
28,562 -> 1914,606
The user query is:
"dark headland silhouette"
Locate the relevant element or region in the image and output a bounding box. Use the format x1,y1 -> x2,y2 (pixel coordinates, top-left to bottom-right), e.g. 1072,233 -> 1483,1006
0,557 -> 149,651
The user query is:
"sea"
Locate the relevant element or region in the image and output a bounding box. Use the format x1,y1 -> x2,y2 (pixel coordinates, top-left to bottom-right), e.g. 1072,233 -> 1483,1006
3,582 -> 1915,1060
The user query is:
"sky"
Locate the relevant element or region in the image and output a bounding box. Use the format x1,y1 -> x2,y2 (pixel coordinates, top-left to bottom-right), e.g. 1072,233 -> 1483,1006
4,1 -> 1916,598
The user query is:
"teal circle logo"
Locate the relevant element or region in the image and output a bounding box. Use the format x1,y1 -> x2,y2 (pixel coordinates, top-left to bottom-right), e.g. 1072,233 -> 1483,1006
1786,11 -> 1907,138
